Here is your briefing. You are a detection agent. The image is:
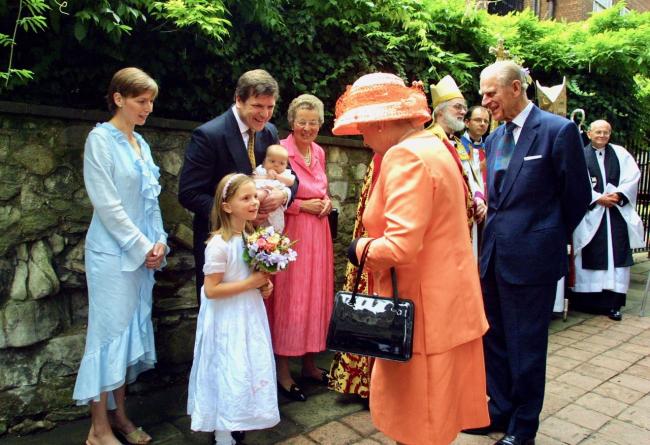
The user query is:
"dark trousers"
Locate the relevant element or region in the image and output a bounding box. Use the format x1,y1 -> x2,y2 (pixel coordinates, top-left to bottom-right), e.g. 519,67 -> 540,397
569,289 -> 626,312
193,247 -> 204,305
192,226 -> 209,305
481,260 -> 556,438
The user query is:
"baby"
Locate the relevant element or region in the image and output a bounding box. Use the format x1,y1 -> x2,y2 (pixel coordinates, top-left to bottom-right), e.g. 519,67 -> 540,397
254,144 -> 295,233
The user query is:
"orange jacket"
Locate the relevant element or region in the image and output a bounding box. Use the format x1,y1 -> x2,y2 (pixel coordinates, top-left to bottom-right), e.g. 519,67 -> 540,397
356,130 -> 488,355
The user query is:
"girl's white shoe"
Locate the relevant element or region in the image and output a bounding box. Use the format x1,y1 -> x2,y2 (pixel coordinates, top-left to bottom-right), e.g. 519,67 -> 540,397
215,430 -> 236,445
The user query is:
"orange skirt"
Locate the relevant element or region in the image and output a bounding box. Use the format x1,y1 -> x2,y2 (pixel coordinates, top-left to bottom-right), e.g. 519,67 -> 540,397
370,337 -> 489,445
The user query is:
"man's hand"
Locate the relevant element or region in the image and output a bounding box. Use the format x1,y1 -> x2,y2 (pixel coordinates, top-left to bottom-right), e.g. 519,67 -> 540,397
259,188 -> 285,213
474,198 -> 487,222
254,188 -> 285,225
596,193 -> 620,208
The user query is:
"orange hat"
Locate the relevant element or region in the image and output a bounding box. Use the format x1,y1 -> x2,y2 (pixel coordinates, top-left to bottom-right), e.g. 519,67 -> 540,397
332,73 -> 431,136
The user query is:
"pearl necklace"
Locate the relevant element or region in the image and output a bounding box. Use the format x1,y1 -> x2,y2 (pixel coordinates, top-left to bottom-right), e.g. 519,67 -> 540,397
301,148 -> 311,166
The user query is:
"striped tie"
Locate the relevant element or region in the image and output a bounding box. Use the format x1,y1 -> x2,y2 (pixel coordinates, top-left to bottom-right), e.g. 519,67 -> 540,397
247,128 -> 256,170
493,122 -> 517,193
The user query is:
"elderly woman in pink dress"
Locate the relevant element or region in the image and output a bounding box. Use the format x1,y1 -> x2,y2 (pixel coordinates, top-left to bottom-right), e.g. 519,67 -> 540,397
271,94 -> 334,402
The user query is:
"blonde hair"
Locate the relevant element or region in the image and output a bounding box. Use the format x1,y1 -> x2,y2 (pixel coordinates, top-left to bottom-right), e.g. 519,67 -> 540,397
106,67 -> 158,114
265,144 -> 289,161
209,173 -> 255,241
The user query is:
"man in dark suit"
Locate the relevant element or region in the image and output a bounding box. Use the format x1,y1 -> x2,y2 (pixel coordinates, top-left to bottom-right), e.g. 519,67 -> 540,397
179,69 -> 298,301
472,61 -> 591,445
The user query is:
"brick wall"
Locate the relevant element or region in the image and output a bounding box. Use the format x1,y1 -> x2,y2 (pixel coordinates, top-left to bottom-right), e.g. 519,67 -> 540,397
624,0 -> 650,12
521,0 -> 650,21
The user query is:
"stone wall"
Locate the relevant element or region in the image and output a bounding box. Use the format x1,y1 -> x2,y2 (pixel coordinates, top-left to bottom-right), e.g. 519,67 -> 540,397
0,102 -> 370,436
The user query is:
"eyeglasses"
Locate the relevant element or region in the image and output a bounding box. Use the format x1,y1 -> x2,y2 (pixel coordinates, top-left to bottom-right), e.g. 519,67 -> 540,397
470,118 -> 490,124
295,120 -> 320,128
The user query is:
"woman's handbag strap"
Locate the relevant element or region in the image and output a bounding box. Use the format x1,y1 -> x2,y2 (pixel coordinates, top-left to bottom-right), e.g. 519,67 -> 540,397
351,240 -> 399,305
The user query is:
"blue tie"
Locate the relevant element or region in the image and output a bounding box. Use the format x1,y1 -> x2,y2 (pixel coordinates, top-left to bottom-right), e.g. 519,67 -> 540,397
494,122 -> 517,193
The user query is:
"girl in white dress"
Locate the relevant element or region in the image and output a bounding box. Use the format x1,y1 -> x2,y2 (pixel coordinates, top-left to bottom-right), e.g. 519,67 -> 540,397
187,173 -> 279,445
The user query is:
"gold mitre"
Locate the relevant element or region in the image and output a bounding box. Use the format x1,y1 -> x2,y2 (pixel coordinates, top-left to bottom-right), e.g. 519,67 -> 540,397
430,75 -> 464,108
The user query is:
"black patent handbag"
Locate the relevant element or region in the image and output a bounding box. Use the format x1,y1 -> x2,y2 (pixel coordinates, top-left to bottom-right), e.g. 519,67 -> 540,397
326,240 -> 414,361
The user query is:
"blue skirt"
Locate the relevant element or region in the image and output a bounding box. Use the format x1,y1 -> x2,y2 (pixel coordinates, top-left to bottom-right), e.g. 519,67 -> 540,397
72,249 -> 156,409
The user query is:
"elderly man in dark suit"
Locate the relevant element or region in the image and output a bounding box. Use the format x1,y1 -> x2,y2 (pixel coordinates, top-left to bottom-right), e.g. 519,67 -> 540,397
179,69 -> 298,301
469,61 -> 591,445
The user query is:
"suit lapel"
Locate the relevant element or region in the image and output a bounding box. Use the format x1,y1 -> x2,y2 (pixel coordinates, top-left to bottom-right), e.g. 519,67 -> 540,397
225,109 -> 254,174
487,127 -> 502,204
497,107 -> 540,206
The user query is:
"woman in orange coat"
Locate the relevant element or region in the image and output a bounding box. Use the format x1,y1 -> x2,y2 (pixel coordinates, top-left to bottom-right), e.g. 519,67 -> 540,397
332,73 -> 490,445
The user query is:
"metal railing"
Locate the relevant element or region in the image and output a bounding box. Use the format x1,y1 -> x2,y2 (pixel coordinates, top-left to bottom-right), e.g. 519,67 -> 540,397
628,136 -> 650,252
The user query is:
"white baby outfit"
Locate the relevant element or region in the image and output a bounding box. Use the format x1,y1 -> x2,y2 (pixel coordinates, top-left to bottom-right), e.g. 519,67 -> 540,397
254,165 -> 293,233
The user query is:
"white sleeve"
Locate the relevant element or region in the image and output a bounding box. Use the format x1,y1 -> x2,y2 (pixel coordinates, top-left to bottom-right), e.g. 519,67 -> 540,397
280,168 -> 295,179
203,236 -> 228,275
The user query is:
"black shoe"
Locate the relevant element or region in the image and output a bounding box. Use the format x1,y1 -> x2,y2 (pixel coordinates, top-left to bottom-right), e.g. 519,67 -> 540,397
301,367 -> 330,385
231,431 -> 245,443
494,434 -> 535,445
278,382 -> 307,402
463,422 -> 504,435
462,426 -> 494,435
608,309 -> 622,321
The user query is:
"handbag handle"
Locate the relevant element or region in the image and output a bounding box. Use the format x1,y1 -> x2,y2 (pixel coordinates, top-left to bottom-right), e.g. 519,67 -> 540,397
351,240 -> 399,305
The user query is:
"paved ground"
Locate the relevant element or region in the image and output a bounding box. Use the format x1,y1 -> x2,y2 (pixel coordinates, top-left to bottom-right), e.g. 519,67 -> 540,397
2,255 -> 649,445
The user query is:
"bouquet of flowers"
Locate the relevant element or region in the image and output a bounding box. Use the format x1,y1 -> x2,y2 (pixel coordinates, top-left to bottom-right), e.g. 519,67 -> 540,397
243,226 -> 298,273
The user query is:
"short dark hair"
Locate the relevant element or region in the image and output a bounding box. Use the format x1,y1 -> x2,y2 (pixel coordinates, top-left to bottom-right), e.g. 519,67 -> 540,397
106,67 -> 158,114
234,69 -> 279,102
464,105 -> 490,122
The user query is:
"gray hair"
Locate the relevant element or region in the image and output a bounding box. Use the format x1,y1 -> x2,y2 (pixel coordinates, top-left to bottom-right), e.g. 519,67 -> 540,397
480,61 -> 530,91
433,98 -> 466,121
287,94 -> 325,127
433,102 -> 447,120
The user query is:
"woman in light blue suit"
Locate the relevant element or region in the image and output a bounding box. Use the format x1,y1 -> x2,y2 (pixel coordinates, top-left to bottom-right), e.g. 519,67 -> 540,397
73,67 -> 167,445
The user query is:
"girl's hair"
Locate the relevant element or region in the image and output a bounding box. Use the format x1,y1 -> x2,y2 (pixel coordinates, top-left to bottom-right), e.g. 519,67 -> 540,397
106,67 -> 159,114
210,173 -> 255,241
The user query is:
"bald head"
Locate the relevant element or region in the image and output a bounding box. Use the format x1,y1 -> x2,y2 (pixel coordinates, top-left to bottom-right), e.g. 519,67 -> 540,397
587,120 -> 612,149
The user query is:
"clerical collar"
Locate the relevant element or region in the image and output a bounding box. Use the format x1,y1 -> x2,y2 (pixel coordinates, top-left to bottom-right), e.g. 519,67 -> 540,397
462,131 -> 483,145
592,144 -> 606,156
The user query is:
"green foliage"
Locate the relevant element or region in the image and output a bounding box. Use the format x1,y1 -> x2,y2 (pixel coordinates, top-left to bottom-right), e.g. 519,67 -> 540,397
0,0 -> 648,142
72,1 -> 148,42
1,0 -> 51,89
149,0 -> 230,42
484,1 -> 650,140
